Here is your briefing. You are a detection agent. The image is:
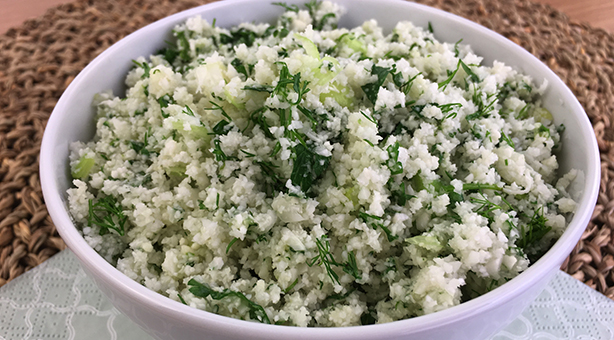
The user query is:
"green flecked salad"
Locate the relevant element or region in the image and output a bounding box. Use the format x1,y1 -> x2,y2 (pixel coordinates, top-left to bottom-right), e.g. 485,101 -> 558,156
67,1 -> 577,326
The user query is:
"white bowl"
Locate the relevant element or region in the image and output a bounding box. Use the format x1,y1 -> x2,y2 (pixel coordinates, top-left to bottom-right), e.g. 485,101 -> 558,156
40,0 -> 600,339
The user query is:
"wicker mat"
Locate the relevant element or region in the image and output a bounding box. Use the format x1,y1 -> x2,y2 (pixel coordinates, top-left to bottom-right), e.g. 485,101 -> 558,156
0,0 -> 613,297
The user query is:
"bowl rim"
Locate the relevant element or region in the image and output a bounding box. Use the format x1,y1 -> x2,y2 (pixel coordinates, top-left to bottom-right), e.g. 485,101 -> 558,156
40,0 -> 601,337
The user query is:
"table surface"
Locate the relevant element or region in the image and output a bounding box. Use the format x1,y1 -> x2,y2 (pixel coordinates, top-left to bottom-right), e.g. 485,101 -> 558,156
0,0 -> 613,34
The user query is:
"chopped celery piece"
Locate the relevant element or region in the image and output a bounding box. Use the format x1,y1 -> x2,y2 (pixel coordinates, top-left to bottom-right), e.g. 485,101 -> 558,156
71,156 -> 95,179
294,34 -> 320,59
224,88 -> 245,110
343,187 -> 359,207
171,121 -> 211,141
294,35 -> 341,87
322,56 -> 340,67
406,235 -> 442,252
410,172 -> 426,192
171,121 -> 184,130
315,56 -> 341,86
532,107 -> 553,123
167,165 -> 187,181
190,125 -> 210,139
340,33 -> 367,54
320,84 -> 352,108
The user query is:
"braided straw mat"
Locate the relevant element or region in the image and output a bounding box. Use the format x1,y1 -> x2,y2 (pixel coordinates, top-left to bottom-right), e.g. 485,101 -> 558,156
1,0 -> 613,297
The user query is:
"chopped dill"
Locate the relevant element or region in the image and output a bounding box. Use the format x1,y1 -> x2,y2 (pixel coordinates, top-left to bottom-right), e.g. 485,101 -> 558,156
188,279 -> 271,324
87,196 -> 128,236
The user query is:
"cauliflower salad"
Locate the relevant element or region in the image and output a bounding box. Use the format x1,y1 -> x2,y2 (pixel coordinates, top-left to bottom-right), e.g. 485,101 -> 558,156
67,1 -> 577,327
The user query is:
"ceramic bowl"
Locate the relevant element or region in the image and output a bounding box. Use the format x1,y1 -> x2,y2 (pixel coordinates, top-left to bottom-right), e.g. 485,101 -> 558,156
40,0 -> 600,339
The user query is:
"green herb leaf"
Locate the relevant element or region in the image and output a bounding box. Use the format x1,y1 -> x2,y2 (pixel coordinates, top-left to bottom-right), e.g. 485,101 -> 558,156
226,237 -> 239,254
361,310 -> 377,325
212,120 -> 231,135
466,88 -> 496,121
256,160 -> 285,193
439,59 -> 479,90
130,141 -> 150,156
500,132 -> 515,148
243,84 -> 274,93
361,65 -> 392,104
187,279 -> 271,324
453,39 -> 463,57
459,60 -> 479,83
386,142 -> 403,175
516,104 -> 531,120
537,124 -> 550,138
305,1 -> 337,30
220,27 -> 259,47
307,236 -> 340,284
342,251 -> 361,280
517,207 -> 551,249
177,293 -> 187,305
205,101 -> 232,121
249,108 -> 275,139
175,30 -> 191,62
359,211 -> 398,242
290,144 -> 331,193
283,278 -> 299,294
231,58 -> 249,78
462,183 -> 503,192
409,171 -> 426,192
87,196 -> 128,236
157,47 -> 179,66
212,139 -> 236,162
273,2 -> 299,12
157,95 -> 176,118
314,13 -> 336,30
297,105 -> 318,126
360,110 -> 377,124
183,105 -> 195,116
131,60 -> 151,79
271,62 -> 311,105
390,182 -> 415,206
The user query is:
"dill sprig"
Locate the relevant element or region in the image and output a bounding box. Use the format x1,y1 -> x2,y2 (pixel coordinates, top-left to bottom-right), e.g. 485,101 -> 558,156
389,182 -> 415,206
131,60 -> 150,79
307,236 -> 341,284
226,237 -> 239,254
386,141 -> 403,175
273,62 -> 310,105
290,144 -> 331,193
307,236 -> 363,284
87,196 -> 128,236
358,211 -> 398,242
231,58 -> 249,79
305,0 -> 336,31
283,278 -> 300,294
211,139 -> 227,162
517,207 -> 551,249
466,89 -> 496,121
205,101 -> 232,121
500,132 -> 515,148
342,251 -> 361,280
187,279 -> 271,324
362,65 -> 393,104
469,193 -> 504,222
272,2 -> 299,12
438,59 -> 479,90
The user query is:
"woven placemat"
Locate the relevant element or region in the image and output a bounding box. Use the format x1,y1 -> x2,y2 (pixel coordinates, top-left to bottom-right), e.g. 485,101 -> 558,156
1,0 -> 612,299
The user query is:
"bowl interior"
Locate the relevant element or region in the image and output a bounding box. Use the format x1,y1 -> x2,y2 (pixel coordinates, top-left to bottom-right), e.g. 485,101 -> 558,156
40,0 -> 600,339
